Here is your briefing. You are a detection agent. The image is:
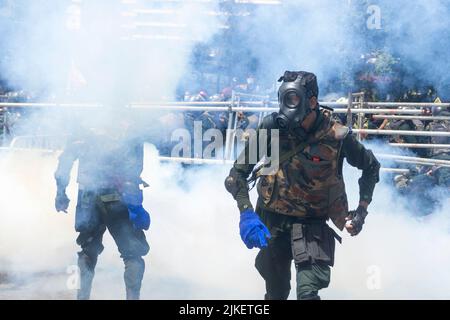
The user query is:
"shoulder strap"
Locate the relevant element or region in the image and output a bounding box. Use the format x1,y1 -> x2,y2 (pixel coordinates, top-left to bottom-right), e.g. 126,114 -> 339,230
277,140 -> 309,165
248,139 -> 309,186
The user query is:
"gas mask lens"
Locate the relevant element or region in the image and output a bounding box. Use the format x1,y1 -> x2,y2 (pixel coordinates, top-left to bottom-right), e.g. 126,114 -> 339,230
284,92 -> 301,108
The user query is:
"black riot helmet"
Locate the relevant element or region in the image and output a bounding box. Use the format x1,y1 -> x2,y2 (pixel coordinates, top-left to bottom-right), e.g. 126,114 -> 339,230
276,71 -> 319,138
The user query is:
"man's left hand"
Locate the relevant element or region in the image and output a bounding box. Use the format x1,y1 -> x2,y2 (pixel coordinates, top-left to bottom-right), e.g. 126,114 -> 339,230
127,205 -> 151,231
345,202 -> 369,236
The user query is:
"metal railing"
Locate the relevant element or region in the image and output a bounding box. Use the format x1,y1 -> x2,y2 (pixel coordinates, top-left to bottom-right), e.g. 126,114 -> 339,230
9,135 -> 67,150
372,115 -> 450,121
352,129 -> 450,137
388,143 -> 450,149
2,100 -> 450,109
1,96 -> 449,172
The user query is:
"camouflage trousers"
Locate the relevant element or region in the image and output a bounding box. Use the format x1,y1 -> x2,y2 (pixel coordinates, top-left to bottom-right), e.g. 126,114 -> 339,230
255,206 -> 335,300
75,189 -> 150,300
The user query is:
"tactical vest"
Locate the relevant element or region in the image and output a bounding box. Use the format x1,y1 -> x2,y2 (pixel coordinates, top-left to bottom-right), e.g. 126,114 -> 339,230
256,116 -> 349,230
75,133 -> 144,190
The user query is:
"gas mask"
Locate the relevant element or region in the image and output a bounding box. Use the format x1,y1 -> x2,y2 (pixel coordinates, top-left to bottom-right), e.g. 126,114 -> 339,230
276,71 -> 318,139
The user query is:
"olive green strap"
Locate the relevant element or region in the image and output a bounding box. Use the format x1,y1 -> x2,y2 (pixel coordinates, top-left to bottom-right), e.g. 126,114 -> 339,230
248,140 -> 309,186
277,141 -> 309,166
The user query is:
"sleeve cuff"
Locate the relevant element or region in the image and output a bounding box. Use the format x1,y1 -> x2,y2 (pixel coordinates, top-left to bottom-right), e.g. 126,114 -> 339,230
238,201 -> 254,213
359,194 -> 372,204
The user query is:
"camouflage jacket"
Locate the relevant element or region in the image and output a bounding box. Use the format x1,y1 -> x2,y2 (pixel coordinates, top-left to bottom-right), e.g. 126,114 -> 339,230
227,111 -> 380,230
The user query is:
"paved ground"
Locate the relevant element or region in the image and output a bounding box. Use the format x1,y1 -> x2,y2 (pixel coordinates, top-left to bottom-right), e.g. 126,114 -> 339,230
0,270 -> 75,300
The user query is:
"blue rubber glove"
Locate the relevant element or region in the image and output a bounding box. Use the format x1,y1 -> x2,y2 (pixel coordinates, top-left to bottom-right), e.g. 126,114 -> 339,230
127,204 -> 151,231
121,187 -> 150,231
239,209 -> 271,249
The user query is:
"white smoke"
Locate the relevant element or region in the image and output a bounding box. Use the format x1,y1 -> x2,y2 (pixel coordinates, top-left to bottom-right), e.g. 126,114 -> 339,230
242,0 -> 356,89
1,0 -> 450,300
0,144 -> 450,300
0,146 -> 262,300
327,164 -> 450,300
237,0 -> 450,95
0,0 -> 223,141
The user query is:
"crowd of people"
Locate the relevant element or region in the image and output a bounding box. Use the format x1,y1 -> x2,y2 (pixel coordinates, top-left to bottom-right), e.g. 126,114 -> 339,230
0,83 -> 29,144
330,102 -> 449,215
173,76 -> 450,216
1,73 -> 449,216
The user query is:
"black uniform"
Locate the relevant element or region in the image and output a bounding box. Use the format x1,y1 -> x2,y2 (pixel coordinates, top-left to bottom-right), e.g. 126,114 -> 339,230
55,129 -> 149,300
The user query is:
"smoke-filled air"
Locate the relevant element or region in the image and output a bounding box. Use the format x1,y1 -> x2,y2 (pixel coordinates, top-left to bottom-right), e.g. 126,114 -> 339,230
0,0 -> 449,300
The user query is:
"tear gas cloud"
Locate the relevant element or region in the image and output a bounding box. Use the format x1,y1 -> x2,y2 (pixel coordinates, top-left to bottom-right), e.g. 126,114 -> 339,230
1,144 -> 450,299
2,1 -> 450,100
238,0 -> 450,96
0,0 -> 222,139
0,0 -> 221,102
0,0 -> 450,300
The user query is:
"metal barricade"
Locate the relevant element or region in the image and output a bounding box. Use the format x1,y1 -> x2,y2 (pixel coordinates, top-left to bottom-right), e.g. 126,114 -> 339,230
1,97 -> 449,171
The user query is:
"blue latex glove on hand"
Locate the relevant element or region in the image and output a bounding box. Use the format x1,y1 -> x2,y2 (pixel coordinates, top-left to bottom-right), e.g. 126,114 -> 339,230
127,204 -> 151,231
121,186 -> 150,230
239,209 -> 271,249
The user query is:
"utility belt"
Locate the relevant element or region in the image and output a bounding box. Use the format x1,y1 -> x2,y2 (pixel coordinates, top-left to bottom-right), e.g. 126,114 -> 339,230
78,186 -> 122,203
255,204 -> 342,267
78,178 -> 148,193
291,216 -> 329,225
256,197 -> 331,221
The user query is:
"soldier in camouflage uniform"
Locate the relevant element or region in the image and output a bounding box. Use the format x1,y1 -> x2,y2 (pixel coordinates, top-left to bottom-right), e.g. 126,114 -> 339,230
54,116 -> 150,300
225,71 -> 380,300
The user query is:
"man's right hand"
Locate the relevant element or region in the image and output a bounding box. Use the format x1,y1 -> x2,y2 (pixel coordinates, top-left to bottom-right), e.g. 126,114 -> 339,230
239,209 -> 271,249
55,190 -> 70,213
